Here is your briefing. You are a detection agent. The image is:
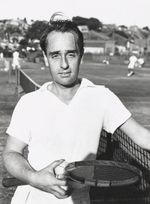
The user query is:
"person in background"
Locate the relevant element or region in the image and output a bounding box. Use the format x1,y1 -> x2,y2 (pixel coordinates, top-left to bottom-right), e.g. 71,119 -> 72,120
3,13 -> 150,204
12,49 -> 21,71
127,54 -> 137,77
137,56 -> 145,68
0,51 -> 4,59
0,51 -> 5,71
102,56 -> 109,65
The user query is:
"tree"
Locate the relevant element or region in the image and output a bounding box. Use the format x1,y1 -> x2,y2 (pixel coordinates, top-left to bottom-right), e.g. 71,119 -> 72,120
0,24 -> 5,39
4,24 -> 22,42
72,16 -> 102,30
119,25 -> 128,30
19,39 -> 28,47
25,20 -> 48,40
72,16 -> 89,25
5,25 -> 21,34
142,26 -> 150,32
87,18 -> 102,30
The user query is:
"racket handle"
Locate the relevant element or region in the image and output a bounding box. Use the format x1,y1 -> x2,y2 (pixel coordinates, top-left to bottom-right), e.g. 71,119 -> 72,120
2,177 -> 26,187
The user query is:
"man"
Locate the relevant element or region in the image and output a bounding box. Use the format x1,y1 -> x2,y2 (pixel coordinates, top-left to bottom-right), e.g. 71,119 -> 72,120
137,56 -> 145,68
3,14 -> 150,204
12,50 -> 21,71
127,54 -> 137,77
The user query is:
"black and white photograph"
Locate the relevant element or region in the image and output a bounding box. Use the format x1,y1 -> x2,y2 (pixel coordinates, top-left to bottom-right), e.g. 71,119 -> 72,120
0,0 -> 150,203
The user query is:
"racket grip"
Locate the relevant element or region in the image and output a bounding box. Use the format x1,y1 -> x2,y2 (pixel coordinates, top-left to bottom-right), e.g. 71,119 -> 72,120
2,177 -> 26,187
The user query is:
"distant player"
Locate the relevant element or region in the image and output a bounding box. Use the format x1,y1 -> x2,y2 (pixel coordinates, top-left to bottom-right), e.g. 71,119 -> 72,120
12,50 -> 20,71
137,57 -> 145,68
127,54 -> 137,77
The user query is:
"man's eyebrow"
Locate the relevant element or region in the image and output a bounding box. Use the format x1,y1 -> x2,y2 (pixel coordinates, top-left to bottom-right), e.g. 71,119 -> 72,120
67,49 -> 77,52
48,51 -> 60,55
67,49 -> 78,53
49,50 -> 78,55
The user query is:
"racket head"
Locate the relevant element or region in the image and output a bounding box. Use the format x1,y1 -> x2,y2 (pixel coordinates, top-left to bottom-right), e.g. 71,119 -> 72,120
65,160 -> 142,187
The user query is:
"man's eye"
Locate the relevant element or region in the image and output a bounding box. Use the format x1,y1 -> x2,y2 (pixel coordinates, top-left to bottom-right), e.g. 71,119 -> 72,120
68,53 -> 76,57
51,54 -> 59,59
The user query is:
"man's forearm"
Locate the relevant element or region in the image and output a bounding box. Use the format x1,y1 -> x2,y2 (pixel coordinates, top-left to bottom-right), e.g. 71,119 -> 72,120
3,151 -> 36,185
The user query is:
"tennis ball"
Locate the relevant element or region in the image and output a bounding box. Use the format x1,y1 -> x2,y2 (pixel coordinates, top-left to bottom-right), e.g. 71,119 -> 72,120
55,161 -> 68,176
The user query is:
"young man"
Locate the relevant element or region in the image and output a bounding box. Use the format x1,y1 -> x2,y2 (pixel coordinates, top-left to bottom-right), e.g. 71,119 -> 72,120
127,54 -> 137,77
3,14 -> 150,204
12,50 -> 21,70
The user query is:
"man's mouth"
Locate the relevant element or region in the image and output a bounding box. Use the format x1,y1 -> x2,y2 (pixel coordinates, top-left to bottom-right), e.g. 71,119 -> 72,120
60,72 -> 71,77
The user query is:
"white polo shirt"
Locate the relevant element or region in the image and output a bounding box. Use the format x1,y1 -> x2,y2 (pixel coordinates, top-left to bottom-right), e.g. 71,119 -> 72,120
7,78 -> 131,204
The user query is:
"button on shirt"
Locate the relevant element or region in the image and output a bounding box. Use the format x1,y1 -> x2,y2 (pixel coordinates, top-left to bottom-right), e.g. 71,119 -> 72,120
7,78 -> 131,204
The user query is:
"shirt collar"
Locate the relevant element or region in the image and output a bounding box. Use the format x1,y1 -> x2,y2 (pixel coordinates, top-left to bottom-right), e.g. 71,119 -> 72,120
40,78 -> 95,92
80,78 -> 95,88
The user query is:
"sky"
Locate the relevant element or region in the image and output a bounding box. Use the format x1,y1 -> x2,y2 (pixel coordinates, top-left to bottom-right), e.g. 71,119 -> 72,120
0,0 -> 150,28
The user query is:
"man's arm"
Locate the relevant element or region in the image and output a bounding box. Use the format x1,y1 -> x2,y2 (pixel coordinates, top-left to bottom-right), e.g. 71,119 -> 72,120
120,117 -> 150,150
3,135 -> 69,199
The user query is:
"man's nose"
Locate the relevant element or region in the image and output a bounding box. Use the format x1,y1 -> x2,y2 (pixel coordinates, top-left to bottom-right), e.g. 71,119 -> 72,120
60,56 -> 69,69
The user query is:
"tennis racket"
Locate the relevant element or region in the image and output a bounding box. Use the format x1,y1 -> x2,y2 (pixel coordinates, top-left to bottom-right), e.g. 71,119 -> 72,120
2,160 -> 142,188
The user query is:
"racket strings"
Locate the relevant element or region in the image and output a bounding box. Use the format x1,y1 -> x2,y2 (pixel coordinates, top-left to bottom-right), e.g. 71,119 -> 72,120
94,166 -> 137,181
66,160 -> 141,187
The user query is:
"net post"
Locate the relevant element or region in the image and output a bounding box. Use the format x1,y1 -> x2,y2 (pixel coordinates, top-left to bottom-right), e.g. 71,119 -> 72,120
8,60 -> 12,84
15,67 -> 20,98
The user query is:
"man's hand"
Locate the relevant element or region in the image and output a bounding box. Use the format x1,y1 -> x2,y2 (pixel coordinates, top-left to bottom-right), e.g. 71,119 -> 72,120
30,159 -> 70,199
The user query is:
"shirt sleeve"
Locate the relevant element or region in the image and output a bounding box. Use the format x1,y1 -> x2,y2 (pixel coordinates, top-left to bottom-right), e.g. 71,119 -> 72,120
103,88 -> 131,134
6,95 -> 31,144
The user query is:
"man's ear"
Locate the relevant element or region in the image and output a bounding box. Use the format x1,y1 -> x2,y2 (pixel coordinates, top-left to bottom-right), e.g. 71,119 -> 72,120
42,51 -> 49,67
80,56 -> 84,64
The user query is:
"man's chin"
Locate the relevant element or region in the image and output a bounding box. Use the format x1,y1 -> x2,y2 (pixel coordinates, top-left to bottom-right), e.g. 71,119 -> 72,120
57,78 -> 79,88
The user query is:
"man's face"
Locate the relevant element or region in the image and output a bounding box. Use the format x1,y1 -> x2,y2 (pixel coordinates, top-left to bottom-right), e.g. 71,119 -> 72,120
46,31 -> 81,87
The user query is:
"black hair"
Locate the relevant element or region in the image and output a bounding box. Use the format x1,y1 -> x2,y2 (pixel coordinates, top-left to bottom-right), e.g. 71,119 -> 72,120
40,20 -> 84,57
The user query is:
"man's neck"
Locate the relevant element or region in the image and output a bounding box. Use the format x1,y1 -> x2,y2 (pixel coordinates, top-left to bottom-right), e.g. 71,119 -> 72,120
48,80 -> 81,104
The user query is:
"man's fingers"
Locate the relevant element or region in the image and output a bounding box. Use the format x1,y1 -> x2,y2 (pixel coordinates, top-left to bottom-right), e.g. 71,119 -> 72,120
55,177 -> 67,186
56,173 -> 66,180
49,159 -> 65,169
52,186 -> 69,199
42,159 -> 65,174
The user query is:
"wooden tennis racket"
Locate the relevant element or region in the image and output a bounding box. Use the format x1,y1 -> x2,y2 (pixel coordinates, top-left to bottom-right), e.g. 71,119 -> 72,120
2,160 -> 142,188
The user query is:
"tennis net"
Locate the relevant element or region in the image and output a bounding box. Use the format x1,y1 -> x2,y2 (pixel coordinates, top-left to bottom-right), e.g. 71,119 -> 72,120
94,129 -> 150,203
16,67 -> 40,94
